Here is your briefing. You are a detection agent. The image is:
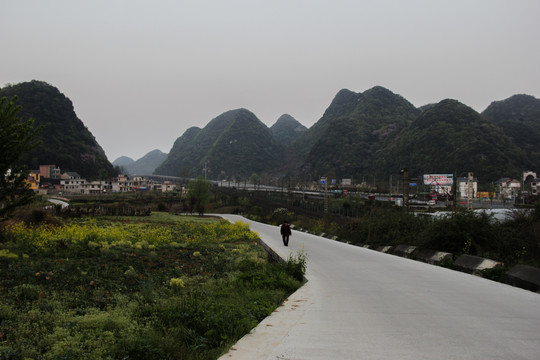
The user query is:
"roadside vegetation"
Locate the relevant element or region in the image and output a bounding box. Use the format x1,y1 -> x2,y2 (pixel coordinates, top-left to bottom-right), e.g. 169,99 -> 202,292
235,191 -> 540,269
1,176 -> 538,358
0,209 -> 305,359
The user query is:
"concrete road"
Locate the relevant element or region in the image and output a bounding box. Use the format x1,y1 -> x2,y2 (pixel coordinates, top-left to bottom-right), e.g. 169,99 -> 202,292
217,215 -> 540,360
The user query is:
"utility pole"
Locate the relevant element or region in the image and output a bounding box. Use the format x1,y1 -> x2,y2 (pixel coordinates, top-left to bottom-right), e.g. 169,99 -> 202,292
452,173 -> 457,210
321,177 -> 328,214
401,168 -> 409,209
468,172 -> 474,210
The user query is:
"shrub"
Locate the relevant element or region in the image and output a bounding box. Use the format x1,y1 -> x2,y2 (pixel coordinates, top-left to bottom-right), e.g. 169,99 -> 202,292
418,210 -> 501,256
343,208 -> 425,247
157,202 -> 169,212
272,208 -> 291,224
285,248 -> 308,282
13,206 -> 63,227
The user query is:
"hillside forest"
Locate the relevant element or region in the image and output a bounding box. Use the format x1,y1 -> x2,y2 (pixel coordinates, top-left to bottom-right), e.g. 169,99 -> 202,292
2,80 -> 540,185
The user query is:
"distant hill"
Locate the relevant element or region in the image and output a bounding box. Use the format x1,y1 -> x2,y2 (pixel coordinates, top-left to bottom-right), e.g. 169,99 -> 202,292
114,150 -> 167,175
291,86 -> 420,179
418,103 -> 437,112
482,94 -> 540,169
6,80 -> 538,185
113,156 -> 134,168
155,88 -> 539,184
375,99 -> 532,182
155,127 -> 202,178
270,114 -> 307,146
0,80 -> 115,179
155,109 -> 283,179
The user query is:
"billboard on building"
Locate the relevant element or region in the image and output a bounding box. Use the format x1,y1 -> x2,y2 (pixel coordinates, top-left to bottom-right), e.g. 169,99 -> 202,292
423,174 -> 453,186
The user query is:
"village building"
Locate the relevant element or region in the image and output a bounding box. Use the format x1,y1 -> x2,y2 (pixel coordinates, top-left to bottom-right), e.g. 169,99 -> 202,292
111,174 -> 152,192
60,172 -> 85,194
80,180 -> 109,195
495,178 -> 521,200
456,177 -> 478,199
14,164 -> 179,195
39,165 -> 61,179
161,181 -> 177,192
531,178 -> 540,196
27,171 -> 40,191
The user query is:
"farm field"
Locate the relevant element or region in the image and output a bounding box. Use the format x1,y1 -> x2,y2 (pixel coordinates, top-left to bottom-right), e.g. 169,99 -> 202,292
0,212 -> 304,359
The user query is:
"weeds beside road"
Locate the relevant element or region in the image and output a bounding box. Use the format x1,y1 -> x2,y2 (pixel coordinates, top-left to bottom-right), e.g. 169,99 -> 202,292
0,212 -> 304,359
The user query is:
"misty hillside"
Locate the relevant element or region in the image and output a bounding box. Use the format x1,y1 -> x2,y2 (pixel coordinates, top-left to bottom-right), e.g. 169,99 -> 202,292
375,99 -> 532,182
114,150 -> 167,175
156,87 -> 540,183
270,114 -> 307,146
5,79 -> 539,185
113,156 -> 134,168
155,109 -> 283,179
482,94 -> 540,169
290,86 -> 420,179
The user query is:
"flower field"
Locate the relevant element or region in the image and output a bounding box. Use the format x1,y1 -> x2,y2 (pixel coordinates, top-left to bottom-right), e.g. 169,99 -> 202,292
0,213 -> 304,359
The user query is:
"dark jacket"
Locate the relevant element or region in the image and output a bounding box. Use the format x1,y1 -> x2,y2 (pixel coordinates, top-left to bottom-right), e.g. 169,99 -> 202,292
280,223 -> 291,236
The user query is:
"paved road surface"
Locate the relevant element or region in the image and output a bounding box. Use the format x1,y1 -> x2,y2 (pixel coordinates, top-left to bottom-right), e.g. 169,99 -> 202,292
217,215 -> 540,360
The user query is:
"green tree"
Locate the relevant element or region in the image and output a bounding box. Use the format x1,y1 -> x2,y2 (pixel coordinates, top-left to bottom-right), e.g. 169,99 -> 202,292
186,176 -> 212,215
250,173 -> 260,189
0,96 -> 41,221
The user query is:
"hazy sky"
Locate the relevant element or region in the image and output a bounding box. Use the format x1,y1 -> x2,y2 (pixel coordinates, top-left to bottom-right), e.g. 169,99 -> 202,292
3,0 -> 540,161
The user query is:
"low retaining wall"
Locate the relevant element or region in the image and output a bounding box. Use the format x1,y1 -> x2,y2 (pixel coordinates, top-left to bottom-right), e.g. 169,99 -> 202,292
393,245 -> 417,258
506,264 -> 540,293
376,246 -> 393,253
414,249 -> 453,265
257,239 -> 284,264
453,254 -> 503,275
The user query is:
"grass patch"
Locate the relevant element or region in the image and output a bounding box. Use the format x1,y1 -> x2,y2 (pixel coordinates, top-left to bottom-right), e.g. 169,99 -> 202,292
107,211 -> 220,224
0,215 -> 304,359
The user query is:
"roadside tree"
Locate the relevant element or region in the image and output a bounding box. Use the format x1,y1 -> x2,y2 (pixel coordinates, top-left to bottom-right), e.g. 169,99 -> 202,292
0,95 -> 40,221
186,176 -> 212,215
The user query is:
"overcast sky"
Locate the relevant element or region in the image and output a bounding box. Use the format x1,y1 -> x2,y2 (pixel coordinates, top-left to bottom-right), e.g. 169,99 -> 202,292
2,0 -> 540,161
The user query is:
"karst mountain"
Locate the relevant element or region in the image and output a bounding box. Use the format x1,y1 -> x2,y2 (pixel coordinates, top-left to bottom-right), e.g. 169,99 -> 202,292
4,80 -> 540,184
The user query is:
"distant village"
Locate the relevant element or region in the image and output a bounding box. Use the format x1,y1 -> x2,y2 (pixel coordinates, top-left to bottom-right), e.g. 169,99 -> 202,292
26,164 -> 540,203
27,165 -> 180,195
417,172 -> 538,203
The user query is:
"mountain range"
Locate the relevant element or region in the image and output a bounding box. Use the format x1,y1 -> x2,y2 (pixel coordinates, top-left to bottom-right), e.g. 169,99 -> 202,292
112,150 -> 168,176
3,80 -> 539,184
155,86 -> 540,183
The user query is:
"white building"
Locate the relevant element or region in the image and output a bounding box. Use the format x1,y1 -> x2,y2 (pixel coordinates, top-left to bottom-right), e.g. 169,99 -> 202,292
60,172 -> 85,194
161,181 -> 177,192
81,181 -> 106,195
456,177 -> 478,199
495,178 -> 521,200
111,175 -> 154,192
531,178 -> 540,196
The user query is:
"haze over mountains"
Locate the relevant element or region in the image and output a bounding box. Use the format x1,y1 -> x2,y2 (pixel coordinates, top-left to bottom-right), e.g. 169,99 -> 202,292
112,150 -> 167,176
155,85 -> 540,183
2,80 -> 539,183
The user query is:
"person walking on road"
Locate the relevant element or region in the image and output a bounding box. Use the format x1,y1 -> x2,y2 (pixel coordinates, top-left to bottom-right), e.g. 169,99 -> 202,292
280,220 -> 291,246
